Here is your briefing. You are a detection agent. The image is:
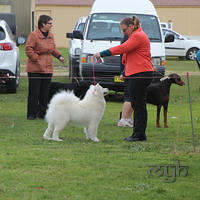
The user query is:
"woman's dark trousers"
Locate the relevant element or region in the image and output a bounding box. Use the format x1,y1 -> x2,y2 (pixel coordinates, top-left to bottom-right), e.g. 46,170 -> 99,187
27,73 -> 52,118
128,71 -> 153,139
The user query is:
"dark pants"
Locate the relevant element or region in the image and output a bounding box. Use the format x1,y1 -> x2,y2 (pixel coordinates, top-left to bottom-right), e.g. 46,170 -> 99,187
123,78 -> 131,102
128,71 -> 153,138
27,73 -> 52,118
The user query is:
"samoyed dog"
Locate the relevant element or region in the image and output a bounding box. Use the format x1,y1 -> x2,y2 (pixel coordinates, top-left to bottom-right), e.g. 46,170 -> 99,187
43,83 -> 109,142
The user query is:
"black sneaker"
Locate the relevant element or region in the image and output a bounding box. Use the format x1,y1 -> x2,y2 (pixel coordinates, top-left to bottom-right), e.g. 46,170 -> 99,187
124,135 -> 146,142
38,115 -> 45,119
27,116 -> 36,120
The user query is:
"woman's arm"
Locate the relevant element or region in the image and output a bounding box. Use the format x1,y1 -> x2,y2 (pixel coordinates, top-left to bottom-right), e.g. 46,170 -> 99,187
94,33 -> 142,59
25,33 -> 39,62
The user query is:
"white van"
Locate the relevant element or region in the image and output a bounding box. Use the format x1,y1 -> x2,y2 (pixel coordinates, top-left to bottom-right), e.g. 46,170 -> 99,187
67,0 -> 174,91
67,16 -> 87,80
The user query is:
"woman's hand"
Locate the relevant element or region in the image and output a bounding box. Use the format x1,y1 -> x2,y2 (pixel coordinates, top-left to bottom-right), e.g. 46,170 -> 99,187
153,66 -> 157,71
93,53 -> 100,59
59,56 -> 65,63
119,74 -> 125,80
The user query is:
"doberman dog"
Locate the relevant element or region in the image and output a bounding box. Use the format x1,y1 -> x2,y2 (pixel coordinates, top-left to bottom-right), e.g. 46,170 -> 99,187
146,73 -> 185,128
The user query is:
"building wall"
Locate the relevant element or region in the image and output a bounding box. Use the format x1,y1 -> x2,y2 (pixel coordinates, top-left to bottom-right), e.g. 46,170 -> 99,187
156,6 -> 200,36
0,0 -> 13,12
35,5 -> 91,48
0,5 -> 11,13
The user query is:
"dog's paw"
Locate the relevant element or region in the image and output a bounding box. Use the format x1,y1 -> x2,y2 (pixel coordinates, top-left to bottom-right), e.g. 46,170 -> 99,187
43,136 -> 52,140
91,137 -> 100,142
86,136 -> 89,140
52,137 -> 63,142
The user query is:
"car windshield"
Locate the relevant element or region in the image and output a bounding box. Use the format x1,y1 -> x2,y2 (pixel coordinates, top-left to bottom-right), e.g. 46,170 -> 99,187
87,13 -> 162,42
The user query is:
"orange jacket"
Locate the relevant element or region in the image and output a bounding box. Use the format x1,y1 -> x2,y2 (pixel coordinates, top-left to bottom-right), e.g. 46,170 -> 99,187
109,27 -> 153,76
25,29 -> 61,74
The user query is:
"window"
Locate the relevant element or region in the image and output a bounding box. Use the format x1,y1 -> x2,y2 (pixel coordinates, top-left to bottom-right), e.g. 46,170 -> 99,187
162,29 -> 179,40
0,27 -> 6,40
87,13 -> 162,42
77,23 -> 85,33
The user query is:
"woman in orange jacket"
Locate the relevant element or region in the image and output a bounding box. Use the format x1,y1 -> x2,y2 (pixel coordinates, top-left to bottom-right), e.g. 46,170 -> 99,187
25,15 -> 64,120
94,16 -> 154,141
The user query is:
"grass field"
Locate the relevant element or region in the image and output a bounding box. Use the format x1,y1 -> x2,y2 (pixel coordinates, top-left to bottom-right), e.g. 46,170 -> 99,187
0,46 -> 200,199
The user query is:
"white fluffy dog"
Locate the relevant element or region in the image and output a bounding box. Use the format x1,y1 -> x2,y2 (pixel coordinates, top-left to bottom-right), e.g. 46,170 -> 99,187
43,83 -> 109,142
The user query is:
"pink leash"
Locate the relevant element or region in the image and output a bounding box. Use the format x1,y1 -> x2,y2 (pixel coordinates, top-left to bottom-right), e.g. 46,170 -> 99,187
92,56 -> 100,85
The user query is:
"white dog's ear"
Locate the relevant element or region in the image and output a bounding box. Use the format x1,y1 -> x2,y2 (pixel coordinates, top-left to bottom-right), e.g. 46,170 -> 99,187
94,84 -> 100,91
93,84 -> 101,95
95,83 -> 100,88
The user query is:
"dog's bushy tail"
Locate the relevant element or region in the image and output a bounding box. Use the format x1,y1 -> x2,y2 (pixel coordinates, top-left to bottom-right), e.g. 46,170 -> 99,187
49,90 -> 79,105
45,91 -> 80,122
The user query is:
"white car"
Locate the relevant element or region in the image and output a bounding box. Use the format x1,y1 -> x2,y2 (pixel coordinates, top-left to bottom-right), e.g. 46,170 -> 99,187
0,19 -> 24,93
163,28 -> 200,60
67,16 -> 87,81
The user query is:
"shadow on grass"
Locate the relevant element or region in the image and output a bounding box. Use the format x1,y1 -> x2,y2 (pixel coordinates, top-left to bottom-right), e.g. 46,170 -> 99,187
0,85 -> 7,93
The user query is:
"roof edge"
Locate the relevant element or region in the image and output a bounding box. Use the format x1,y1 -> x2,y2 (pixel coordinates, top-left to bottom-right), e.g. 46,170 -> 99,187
35,0 -> 94,6
150,0 -> 200,6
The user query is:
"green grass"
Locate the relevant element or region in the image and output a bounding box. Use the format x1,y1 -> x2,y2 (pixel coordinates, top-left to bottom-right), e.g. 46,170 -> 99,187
0,48 -> 200,199
166,57 -> 199,73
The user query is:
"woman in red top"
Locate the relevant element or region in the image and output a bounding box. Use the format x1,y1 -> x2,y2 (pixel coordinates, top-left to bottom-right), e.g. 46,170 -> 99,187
94,16 -> 154,142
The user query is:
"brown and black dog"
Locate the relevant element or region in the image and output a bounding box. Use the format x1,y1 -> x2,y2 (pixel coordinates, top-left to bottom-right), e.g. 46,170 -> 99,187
146,73 -> 185,128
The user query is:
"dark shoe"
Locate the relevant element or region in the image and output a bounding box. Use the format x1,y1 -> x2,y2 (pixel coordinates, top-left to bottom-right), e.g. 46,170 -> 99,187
124,136 -> 146,142
38,115 -> 45,119
37,112 -> 45,119
27,116 -> 36,120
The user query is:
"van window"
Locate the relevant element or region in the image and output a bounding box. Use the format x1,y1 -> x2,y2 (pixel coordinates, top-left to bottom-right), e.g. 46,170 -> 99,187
87,13 -> 123,40
77,23 -> 85,33
87,13 -> 162,42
